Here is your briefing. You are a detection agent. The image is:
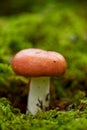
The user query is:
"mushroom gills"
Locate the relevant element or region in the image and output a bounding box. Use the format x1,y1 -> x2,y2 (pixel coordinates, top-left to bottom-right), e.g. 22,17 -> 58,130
27,77 -> 50,115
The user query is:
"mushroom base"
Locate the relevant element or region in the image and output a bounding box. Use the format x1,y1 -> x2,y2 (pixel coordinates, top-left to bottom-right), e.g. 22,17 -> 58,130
27,77 -> 50,115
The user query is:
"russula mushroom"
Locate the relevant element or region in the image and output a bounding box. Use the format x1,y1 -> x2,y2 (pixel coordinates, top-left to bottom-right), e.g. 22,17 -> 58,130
11,48 -> 67,115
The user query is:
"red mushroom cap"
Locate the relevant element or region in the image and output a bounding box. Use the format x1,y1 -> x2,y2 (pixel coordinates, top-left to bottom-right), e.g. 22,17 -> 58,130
12,48 -> 67,77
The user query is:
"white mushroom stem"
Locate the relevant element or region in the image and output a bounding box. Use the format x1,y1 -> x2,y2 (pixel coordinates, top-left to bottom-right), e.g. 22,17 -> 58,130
27,77 -> 50,115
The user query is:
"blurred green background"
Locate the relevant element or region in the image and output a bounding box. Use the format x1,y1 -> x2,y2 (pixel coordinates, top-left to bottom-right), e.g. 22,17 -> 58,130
0,0 -> 87,113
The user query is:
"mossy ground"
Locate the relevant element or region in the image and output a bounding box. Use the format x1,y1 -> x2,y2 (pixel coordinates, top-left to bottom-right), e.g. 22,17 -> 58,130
1,97 -> 87,130
0,2 -> 87,129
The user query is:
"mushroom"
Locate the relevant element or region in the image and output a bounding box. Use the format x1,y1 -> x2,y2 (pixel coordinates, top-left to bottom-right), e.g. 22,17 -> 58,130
11,48 -> 67,115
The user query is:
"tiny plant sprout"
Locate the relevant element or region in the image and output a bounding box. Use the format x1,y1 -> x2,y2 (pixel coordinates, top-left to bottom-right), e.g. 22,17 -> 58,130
11,48 -> 67,115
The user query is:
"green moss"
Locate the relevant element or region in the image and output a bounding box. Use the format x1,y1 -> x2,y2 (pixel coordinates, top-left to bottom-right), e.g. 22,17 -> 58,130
0,98 -> 87,129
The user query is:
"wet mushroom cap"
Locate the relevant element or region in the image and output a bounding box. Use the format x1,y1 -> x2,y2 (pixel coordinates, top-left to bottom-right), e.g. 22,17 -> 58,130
12,48 -> 67,77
